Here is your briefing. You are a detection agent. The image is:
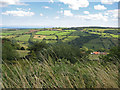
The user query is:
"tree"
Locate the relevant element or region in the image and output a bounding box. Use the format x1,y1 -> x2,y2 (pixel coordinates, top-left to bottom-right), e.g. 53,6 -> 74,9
28,41 -> 48,59
81,46 -> 88,52
21,47 -> 25,50
2,38 -> 19,60
100,46 -> 120,64
87,49 -> 94,54
49,43 -> 84,64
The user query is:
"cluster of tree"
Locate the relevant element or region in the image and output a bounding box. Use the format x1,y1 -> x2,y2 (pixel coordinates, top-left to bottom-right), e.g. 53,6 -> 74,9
27,41 -> 93,64
2,38 -> 26,60
104,30 -> 118,35
68,34 -> 99,48
100,46 -> 120,64
2,38 -> 20,60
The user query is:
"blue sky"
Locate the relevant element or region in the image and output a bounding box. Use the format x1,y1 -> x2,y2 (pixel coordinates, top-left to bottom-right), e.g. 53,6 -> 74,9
0,0 -> 119,27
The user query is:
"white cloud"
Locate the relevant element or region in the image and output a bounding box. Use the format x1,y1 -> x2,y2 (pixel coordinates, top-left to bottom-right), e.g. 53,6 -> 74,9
57,10 -> 63,14
105,9 -> 119,18
59,0 -> 89,10
46,16 -> 48,18
2,10 -> 35,16
49,0 -> 54,3
0,0 -> 28,7
75,13 -> 108,21
43,6 -> 50,9
28,8 -> 31,11
101,0 -> 120,4
55,16 -> 60,19
16,8 -> 22,10
64,10 -> 73,16
40,13 -> 43,16
83,11 -> 89,14
94,5 -> 107,10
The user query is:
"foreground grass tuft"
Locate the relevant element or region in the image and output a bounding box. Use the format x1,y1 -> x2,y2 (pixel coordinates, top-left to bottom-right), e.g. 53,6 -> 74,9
2,57 -> 119,88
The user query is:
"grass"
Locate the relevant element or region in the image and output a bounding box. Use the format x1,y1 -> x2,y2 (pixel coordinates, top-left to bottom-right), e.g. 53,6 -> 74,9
64,30 -> 76,32
0,33 -> 13,36
36,31 -> 61,35
17,42 -> 29,49
58,36 -> 67,39
2,29 -> 31,35
4,35 -> 16,38
71,31 -> 90,36
32,38 -> 43,42
15,35 -> 31,42
16,50 -> 29,57
45,40 -> 57,43
86,28 -> 117,32
88,54 -> 100,60
55,32 -> 71,36
110,34 -> 118,38
2,57 -> 119,88
62,36 -> 80,42
45,36 -> 57,39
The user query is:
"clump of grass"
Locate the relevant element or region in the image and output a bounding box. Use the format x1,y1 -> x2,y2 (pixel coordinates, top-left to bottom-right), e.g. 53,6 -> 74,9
2,54 -> 119,88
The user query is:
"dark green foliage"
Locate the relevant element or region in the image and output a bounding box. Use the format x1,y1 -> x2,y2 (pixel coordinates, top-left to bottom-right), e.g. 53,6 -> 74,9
21,47 -> 25,50
104,30 -> 118,35
48,43 -> 84,64
99,46 -> 120,64
28,41 -> 48,60
2,38 -> 19,60
97,48 -> 106,52
68,34 -> 99,48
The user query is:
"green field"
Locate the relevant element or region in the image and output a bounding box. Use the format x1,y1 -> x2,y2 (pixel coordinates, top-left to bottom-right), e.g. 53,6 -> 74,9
110,34 -> 118,38
36,31 -> 61,35
45,40 -> 57,43
15,35 -> 31,42
55,32 -> 71,36
2,29 -> 31,35
58,36 -> 67,39
71,31 -> 90,36
64,30 -> 76,32
45,35 -> 57,39
0,33 -> 13,36
88,31 -> 118,38
1,27 -> 118,51
62,36 -> 80,42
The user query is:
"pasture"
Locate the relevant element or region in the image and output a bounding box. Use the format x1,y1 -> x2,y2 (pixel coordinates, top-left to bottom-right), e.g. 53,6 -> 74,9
2,29 -> 31,35
45,35 -> 57,39
62,36 -> 80,42
64,30 -> 76,32
15,35 -> 31,42
1,28 -> 118,51
55,32 -> 71,36
0,33 -> 13,36
36,31 -> 61,35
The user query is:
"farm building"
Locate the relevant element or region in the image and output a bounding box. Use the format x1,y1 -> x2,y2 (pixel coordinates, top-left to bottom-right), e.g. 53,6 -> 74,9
91,52 -> 107,55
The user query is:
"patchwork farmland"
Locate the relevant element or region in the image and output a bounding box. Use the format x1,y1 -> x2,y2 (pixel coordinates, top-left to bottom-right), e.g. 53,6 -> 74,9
1,27 -> 118,50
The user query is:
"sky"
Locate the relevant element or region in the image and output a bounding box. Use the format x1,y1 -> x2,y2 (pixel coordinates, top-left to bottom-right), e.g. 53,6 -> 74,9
0,0 -> 120,27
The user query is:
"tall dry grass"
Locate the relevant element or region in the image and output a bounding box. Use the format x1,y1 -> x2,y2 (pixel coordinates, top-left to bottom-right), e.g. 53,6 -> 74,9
2,54 -> 119,88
